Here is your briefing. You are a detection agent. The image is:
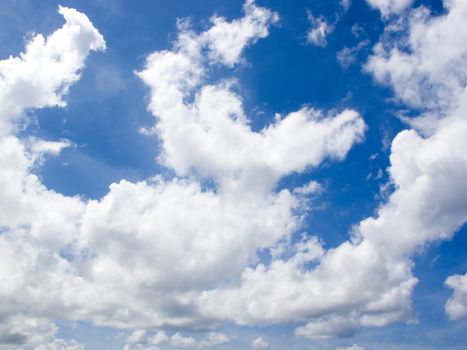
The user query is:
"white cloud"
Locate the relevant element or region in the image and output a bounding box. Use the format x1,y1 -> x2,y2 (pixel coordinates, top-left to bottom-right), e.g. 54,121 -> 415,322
127,330 -> 147,345
0,4 -> 104,269
123,330 -> 227,349
0,6 -> 106,350
366,0 -> 414,17
124,345 -> 160,350
198,333 -> 230,348
0,6 -> 105,136
170,333 -> 196,348
365,0 -> 467,329
202,0 -> 279,67
148,331 -> 169,346
34,339 -> 85,350
295,315 -> 359,340
0,316 -> 56,349
11,0 -> 467,345
445,273 -> 467,320
137,7 -> 364,193
174,332 -> 231,349
0,315 -> 83,350
306,11 -> 334,47
2,0 -> 465,345
293,180 -> 323,195
336,40 -> 369,69
0,8 -> 104,340
336,345 -> 365,350
123,330 -> 167,350
5,0 -> 454,341
251,336 -> 269,349
175,0 -> 467,337
341,0 -> 352,12
366,0 -> 467,113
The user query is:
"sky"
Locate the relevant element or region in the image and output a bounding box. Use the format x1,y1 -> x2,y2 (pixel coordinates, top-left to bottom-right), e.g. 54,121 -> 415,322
0,0 -> 467,349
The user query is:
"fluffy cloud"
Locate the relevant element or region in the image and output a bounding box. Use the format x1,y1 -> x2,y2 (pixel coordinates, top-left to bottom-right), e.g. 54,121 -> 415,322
366,0 -> 414,17
123,330 -> 228,349
0,315 -> 83,350
179,0 -> 467,337
170,333 -> 196,348
445,273 -> 467,320
0,6 -> 104,347
5,0 -> 467,346
341,0 -> 352,12
306,11 -> 334,47
0,6 -> 105,135
34,339 -> 85,350
251,337 -> 269,349
0,316 -> 56,349
0,0 -> 367,345
295,315 -> 359,340
366,0 -> 467,112
336,345 -> 365,350
123,329 -> 167,350
202,0 -> 279,66
78,0 -> 364,329
365,0 -> 467,327
197,332 -> 230,348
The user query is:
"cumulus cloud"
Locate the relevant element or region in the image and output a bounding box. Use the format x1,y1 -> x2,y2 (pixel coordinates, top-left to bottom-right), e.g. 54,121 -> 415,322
0,6 -> 105,136
251,336 -> 269,349
81,0 -> 363,330
295,315 -> 359,340
336,345 -> 365,350
0,315 -> 83,350
34,339 -> 85,350
6,0 -> 467,346
198,333 -> 230,348
0,316 -> 56,349
123,329 -> 167,350
445,274 -> 467,320
202,0 -> 279,66
366,0 -> 467,113
0,1 -> 367,344
341,0 -> 352,12
366,0 -> 414,17
364,0 -> 467,327
306,10 -> 334,47
127,330 -> 147,345
170,333 -> 196,348
148,331 -> 169,346
177,0 -> 467,337
123,330 -> 228,349
0,6 -> 104,347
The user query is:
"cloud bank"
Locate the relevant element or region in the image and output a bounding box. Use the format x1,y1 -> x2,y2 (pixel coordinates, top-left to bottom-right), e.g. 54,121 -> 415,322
1,0 -> 467,348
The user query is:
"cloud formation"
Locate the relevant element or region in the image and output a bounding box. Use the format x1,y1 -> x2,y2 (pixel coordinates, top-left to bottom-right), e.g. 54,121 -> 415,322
195,0 -> 467,337
2,0 -> 467,348
366,0 -> 414,17
366,0 -> 467,112
366,0 -> 467,325
445,273 -> 467,320
306,10 -> 334,47
251,337 -> 269,349
123,330 -> 229,350
0,1 -> 366,347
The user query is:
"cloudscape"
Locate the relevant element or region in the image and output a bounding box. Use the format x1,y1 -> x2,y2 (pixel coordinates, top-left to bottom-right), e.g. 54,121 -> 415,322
0,0 -> 467,349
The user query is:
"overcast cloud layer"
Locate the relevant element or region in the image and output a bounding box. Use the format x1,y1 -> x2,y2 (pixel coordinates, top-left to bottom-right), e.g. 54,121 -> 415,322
0,0 -> 466,349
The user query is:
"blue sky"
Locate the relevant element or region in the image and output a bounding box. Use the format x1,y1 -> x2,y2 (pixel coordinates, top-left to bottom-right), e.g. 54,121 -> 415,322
0,0 -> 467,349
